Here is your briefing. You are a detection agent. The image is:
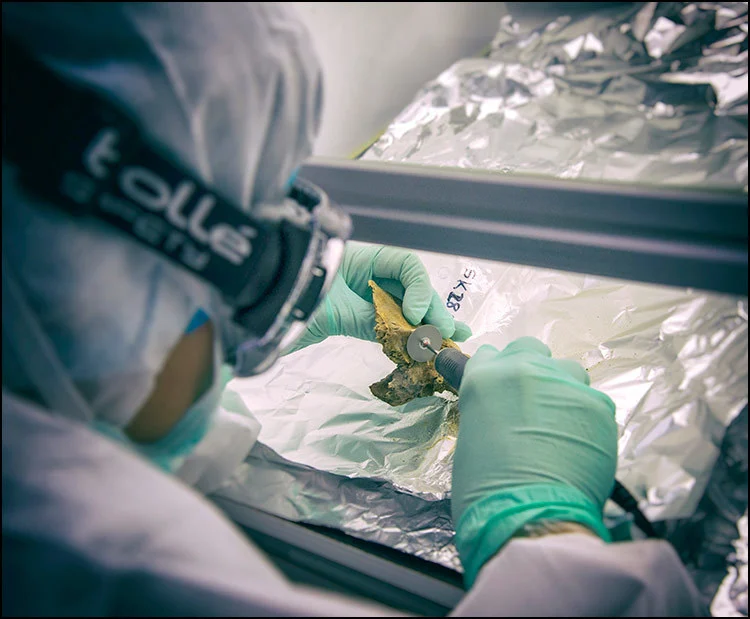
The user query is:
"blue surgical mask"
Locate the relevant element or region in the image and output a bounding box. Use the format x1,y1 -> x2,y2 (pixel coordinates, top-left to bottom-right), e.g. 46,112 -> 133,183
95,314 -> 223,472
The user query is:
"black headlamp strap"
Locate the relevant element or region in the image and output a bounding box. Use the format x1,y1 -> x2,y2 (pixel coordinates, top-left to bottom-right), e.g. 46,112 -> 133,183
2,35 -> 277,305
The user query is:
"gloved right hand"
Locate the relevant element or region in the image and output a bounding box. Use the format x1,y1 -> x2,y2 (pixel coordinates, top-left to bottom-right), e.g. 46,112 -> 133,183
451,337 -> 618,588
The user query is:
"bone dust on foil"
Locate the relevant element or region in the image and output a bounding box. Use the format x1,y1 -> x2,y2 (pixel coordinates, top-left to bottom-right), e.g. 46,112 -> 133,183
213,1 -> 749,586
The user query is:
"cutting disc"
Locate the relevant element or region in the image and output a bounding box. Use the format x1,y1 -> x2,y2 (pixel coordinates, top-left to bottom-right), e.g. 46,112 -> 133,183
406,325 -> 442,362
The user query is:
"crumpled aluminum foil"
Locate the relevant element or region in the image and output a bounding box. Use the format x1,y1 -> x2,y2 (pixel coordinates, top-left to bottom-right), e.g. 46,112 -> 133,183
669,404 -> 749,615
367,2 -> 747,189
212,0 -> 748,600
216,256 -> 747,571
713,510 -> 749,616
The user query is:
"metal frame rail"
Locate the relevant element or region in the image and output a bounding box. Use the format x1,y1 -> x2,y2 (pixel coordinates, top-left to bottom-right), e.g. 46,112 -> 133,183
300,158 -> 748,297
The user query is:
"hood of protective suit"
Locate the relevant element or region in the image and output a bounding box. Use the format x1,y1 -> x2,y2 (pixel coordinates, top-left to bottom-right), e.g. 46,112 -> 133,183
1,2 -> 323,429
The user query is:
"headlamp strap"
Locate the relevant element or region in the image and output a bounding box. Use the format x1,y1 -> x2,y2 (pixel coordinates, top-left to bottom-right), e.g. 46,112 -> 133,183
2,35 -> 270,303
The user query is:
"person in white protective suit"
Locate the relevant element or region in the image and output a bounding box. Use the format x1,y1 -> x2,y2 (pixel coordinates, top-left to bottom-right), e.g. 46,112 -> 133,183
1,3 -> 708,616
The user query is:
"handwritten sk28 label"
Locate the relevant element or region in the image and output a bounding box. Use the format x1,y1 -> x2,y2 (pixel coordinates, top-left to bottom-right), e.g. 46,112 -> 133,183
446,267 -> 477,312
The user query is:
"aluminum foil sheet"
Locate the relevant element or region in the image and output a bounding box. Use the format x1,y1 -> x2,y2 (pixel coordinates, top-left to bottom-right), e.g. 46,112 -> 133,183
713,510 -> 749,616
365,2 -> 748,189
669,404 -> 748,615
212,0 -> 748,599
215,441 -> 461,570
215,252 -> 747,571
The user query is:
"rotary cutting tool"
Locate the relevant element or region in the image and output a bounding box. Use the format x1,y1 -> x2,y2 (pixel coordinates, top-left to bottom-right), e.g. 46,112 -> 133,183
406,324 -> 660,540
406,325 -> 469,391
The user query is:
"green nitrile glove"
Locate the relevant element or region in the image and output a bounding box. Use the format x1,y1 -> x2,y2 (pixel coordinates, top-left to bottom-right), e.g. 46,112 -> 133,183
451,337 -> 618,588
289,242 -> 472,351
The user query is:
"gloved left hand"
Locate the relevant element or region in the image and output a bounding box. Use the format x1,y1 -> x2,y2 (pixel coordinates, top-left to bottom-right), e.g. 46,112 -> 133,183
288,242 -> 472,352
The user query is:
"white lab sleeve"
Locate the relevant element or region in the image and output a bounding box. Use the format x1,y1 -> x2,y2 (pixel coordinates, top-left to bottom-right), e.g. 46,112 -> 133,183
451,533 -> 708,617
1,391 -> 403,617
3,391 -> 706,617
175,403 -> 262,495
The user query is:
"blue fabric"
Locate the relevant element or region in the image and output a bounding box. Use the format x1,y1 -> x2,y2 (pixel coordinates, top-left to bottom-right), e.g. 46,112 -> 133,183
185,309 -> 211,335
286,167 -> 300,192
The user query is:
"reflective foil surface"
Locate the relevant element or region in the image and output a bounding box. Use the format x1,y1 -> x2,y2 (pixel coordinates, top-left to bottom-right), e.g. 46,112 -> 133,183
214,2 -> 748,607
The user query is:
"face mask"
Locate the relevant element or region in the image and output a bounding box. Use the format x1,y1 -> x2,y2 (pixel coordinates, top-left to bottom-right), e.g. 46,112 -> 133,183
95,321 -> 223,473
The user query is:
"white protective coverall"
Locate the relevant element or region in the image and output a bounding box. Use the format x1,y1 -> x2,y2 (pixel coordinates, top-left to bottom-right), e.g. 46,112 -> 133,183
1,2 -> 708,616
2,391 -> 707,616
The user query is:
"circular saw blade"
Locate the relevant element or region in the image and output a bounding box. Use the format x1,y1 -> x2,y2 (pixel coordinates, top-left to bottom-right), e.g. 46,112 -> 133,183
406,325 -> 442,362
